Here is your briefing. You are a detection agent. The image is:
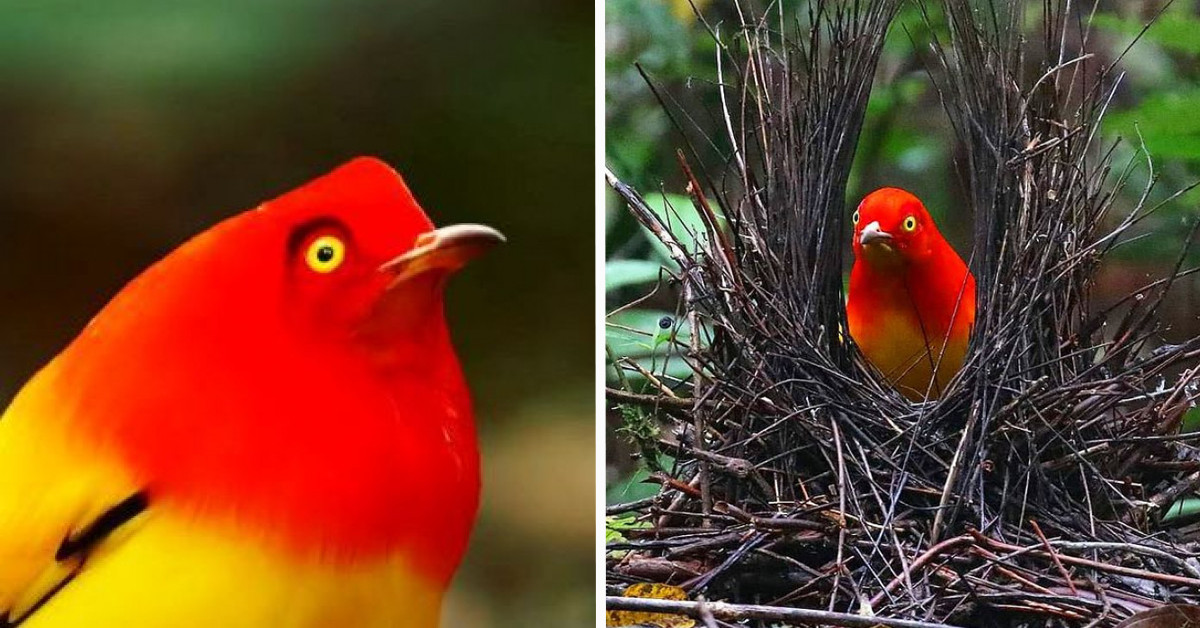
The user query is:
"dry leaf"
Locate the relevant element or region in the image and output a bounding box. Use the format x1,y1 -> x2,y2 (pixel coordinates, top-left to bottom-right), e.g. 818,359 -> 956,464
1114,605 -> 1200,628
605,583 -> 695,628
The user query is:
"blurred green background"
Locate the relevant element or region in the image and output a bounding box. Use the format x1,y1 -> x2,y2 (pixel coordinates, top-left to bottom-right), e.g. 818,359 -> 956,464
606,0 -> 1200,502
0,1 -> 593,625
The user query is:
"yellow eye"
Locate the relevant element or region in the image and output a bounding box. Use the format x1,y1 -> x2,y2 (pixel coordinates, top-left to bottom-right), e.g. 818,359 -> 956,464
305,235 -> 346,273
851,210 -> 860,224
902,216 -> 917,232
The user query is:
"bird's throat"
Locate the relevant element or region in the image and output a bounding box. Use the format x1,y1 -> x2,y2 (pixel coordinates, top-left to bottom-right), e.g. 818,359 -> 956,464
861,242 -> 904,269
356,274 -> 451,368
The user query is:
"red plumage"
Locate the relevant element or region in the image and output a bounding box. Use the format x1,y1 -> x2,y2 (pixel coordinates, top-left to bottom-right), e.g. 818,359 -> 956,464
45,158 -> 478,583
847,187 -> 975,400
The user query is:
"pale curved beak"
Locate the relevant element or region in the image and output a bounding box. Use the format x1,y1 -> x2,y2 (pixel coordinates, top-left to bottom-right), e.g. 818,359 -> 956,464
380,223 -> 505,283
859,220 -> 892,246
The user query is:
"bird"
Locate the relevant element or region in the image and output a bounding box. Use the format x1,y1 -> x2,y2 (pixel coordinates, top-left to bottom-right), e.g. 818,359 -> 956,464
846,187 -> 975,400
0,157 -> 504,627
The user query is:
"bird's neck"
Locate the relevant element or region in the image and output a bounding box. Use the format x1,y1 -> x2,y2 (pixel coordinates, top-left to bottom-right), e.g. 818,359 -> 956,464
851,247 -> 972,333
48,305 -> 481,585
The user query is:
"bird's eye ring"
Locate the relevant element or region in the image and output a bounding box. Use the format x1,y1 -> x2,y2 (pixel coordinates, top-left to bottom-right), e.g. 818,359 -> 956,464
902,216 -> 917,232
851,210 -> 860,224
305,235 -> 346,273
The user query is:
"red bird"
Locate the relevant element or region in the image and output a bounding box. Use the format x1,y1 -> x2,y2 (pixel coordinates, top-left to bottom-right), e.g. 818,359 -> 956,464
0,157 -> 503,627
846,188 -> 975,400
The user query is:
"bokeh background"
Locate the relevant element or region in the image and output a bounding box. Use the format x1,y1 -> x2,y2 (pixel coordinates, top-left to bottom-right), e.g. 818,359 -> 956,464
0,2 -> 593,626
606,0 -> 1200,501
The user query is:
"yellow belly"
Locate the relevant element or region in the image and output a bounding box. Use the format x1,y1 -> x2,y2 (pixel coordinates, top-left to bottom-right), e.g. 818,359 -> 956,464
21,509 -> 444,628
852,306 -> 968,400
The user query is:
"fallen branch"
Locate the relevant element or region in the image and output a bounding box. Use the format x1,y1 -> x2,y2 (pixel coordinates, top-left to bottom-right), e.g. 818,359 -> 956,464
605,596 -> 964,628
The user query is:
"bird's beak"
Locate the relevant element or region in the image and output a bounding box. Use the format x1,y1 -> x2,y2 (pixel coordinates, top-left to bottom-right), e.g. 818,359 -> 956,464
859,221 -> 893,247
379,224 -> 505,284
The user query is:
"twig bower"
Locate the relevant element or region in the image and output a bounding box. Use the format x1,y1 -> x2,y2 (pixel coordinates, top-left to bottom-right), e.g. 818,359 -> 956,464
607,1 -> 1200,625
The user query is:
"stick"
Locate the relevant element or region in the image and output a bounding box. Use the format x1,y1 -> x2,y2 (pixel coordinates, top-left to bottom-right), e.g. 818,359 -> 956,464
868,535 -> 975,608
1030,519 -> 1077,595
974,532 -> 1200,589
606,596 -> 964,628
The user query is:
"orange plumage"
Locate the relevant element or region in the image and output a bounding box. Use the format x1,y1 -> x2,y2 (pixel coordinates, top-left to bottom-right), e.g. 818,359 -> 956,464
846,188 -> 975,400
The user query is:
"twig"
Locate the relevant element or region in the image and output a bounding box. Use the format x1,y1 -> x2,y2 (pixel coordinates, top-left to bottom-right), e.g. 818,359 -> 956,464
606,387 -> 696,410
605,597 -> 965,628
868,535 -> 974,608
1030,519 -> 1077,595
974,532 -> 1200,589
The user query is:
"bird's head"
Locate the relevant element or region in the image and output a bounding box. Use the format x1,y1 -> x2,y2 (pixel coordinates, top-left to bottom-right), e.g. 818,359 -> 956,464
130,157 -> 504,371
851,187 -> 942,268
254,157 -> 503,363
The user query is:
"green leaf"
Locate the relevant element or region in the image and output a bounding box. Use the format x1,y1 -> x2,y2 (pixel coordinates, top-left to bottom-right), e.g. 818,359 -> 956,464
612,358 -> 694,387
1182,407 -> 1200,434
1162,496 -> 1200,523
605,513 -> 653,559
606,309 -> 684,357
1092,13 -> 1200,55
1105,88 -> 1200,162
606,309 -> 701,386
642,192 -> 712,262
605,513 -> 651,543
606,466 -> 659,504
606,259 -> 664,292
606,454 -> 676,505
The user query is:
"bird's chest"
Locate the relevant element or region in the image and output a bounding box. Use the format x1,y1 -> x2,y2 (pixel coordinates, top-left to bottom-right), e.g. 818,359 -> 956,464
849,266 -> 957,336
56,349 -> 480,583
158,379 -> 476,575
848,270 -> 960,366
847,264 -> 972,398
851,302 -> 931,373
25,509 -> 447,628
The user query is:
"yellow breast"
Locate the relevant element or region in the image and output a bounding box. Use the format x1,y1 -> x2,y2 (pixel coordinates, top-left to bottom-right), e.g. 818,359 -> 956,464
21,509 -> 444,628
850,306 -> 968,400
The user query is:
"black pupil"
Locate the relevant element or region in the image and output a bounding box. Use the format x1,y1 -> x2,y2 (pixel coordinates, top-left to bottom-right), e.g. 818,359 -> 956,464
316,245 -> 335,263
